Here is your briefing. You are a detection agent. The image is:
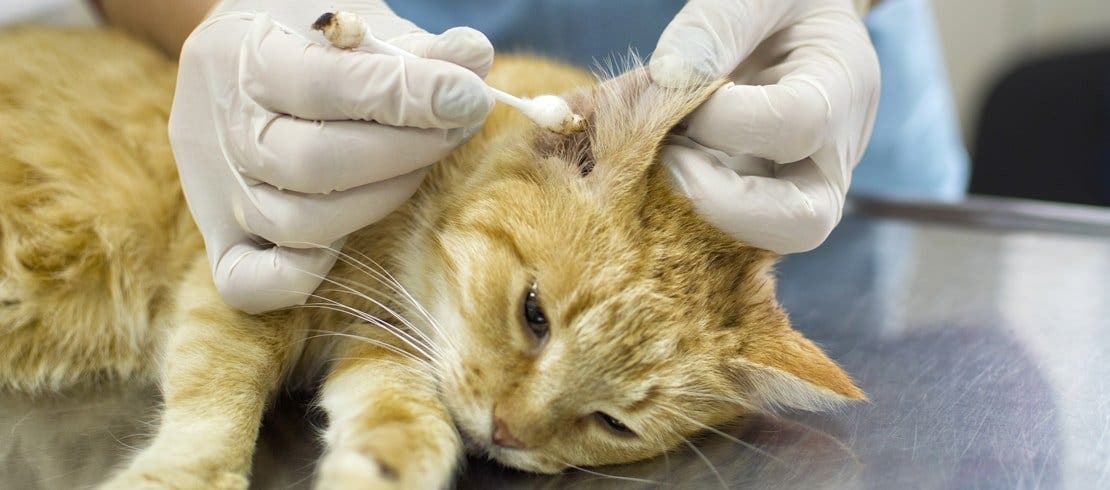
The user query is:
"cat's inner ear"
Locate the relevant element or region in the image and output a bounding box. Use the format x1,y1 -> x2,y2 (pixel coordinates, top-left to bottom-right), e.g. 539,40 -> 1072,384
535,89 -> 596,176
732,327 -> 866,412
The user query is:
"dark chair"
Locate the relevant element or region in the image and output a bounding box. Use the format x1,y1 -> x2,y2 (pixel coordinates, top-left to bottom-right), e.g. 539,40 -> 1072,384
970,47 -> 1110,207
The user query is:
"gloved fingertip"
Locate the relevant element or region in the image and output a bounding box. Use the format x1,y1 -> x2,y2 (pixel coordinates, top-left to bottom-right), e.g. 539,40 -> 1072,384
659,146 -> 694,196
650,25 -> 721,87
665,166 -> 695,199
212,244 -> 338,314
432,73 -> 494,126
648,55 -> 686,88
659,143 -> 721,199
435,27 -> 494,77
389,27 -> 494,77
648,53 -> 718,88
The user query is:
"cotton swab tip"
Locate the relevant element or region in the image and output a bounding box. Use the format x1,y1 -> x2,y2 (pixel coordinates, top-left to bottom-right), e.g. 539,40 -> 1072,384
312,11 -> 366,49
521,95 -> 586,135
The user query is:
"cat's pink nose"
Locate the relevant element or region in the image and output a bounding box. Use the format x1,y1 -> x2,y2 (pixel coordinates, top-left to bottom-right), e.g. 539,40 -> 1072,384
491,414 -> 527,449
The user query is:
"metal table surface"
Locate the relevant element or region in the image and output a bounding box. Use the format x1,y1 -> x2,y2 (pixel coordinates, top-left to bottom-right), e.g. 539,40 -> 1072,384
2,196 -> 1109,489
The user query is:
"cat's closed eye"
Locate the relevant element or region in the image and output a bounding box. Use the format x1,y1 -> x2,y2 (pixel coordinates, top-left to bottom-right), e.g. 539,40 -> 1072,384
595,412 -> 635,436
521,282 -> 549,343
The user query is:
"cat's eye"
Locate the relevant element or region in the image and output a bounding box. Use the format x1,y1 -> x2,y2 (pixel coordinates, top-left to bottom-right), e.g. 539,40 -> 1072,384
595,412 -> 635,436
521,283 -> 549,342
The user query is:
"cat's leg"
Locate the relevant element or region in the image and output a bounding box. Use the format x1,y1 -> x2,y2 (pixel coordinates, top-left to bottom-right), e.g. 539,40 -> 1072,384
316,337 -> 461,490
101,280 -> 299,490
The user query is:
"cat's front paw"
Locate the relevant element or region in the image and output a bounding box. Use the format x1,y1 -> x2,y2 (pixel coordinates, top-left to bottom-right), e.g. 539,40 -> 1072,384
99,463 -> 248,490
315,421 -> 460,490
315,450 -> 405,490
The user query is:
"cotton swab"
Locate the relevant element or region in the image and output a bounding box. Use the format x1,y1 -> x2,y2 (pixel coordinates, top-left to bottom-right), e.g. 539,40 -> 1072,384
312,11 -> 587,135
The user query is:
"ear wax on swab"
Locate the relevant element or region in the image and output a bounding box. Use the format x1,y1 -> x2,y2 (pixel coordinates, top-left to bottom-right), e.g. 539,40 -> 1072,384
312,11 -> 587,135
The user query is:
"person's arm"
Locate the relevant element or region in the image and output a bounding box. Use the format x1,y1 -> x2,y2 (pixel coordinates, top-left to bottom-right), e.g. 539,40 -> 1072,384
94,0 -> 215,56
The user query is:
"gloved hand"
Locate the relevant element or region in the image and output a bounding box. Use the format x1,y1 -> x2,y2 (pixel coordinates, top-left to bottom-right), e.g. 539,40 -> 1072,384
650,0 -> 880,254
170,0 -> 494,313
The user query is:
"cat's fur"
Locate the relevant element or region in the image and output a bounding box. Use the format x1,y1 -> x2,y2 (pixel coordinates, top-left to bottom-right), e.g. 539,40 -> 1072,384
0,28 -> 864,489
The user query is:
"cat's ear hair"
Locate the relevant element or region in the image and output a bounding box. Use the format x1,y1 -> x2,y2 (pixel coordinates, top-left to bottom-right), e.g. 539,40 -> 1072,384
589,64 -> 721,181
731,328 -> 866,412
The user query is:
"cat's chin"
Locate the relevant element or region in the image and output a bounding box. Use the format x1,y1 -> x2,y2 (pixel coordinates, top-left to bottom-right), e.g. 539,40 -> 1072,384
491,450 -> 566,475
454,419 -> 486,455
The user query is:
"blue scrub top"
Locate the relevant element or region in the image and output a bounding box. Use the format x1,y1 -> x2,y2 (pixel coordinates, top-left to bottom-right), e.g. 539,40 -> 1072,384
393,0 -> 968,201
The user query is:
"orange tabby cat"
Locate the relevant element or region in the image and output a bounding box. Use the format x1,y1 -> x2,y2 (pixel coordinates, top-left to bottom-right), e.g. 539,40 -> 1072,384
0,27 -> 864,489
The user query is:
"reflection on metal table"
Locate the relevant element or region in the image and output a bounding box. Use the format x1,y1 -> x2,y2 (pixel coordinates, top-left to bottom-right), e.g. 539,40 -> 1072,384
3,196 -> 1109,489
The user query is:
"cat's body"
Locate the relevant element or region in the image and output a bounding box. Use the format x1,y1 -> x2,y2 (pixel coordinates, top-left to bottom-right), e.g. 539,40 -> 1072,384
0,28 -> 863,489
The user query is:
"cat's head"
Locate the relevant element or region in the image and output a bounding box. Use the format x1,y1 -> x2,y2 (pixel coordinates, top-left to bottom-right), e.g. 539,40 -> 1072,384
419,62 -> 864,473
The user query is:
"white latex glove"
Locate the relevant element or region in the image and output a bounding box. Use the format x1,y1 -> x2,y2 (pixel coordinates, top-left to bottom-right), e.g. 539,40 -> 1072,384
651,0 -> 880,254
169,0 -> 494,313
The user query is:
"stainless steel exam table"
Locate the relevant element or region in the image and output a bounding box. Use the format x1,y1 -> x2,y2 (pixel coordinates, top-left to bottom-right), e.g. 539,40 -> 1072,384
3,195 -> 1109,489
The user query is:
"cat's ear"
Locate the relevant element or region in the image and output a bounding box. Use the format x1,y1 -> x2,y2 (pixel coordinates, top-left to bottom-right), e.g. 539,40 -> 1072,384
535,61 -> 723,195
731,327 -> 866,412
589,66 -> 721,173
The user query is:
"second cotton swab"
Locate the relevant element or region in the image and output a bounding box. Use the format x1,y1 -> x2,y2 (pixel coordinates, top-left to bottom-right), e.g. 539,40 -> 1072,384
312,12 -> 587,135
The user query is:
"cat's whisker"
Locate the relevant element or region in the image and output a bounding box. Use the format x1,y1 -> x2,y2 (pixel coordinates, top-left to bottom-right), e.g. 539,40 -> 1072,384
681,438 -> 728,490
299,326 -> 419,364
557,461 -> 661,485
658,388 -> 760,412
328,356 -> 437,385
326,281 -> 456,364
107,429 -> 144,454
297,297 -> 445,365
313,284 -> 444,359
336,248 -> 458,352
285,244 -> 459,354
318,275 -> 427,336
291,243 -> 419,309
282,270 -> 433,348
283,460 -> 325,490
277,244 -> 416,310
298,327 -> 430,369
662,442 -> 672,482
274,277 -> 449,363
656,404 -> 785,466
291,298 -> 439,364
330,247 -> 454,341
278,288 -> 442,363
